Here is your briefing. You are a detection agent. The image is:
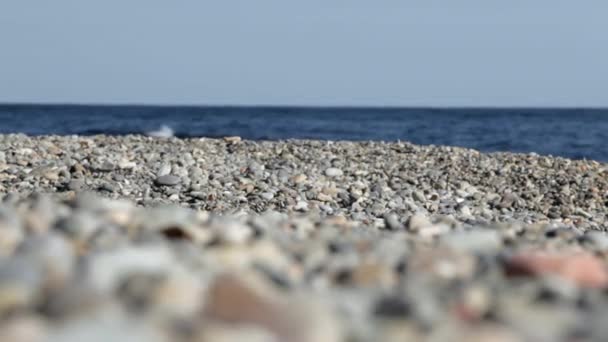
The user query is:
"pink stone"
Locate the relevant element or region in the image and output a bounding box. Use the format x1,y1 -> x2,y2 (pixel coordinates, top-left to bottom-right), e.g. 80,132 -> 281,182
505,250 -> 608,289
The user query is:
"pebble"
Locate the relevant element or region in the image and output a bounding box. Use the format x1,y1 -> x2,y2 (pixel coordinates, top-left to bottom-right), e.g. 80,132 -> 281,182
204,272 -> 342,342
0,259 -> 43,314
0,211 -> 24,256
87,245 -> 175,293
441,230 -> 502,254
156,164 -> 172,177
383,213 -> 404,230
582,231 -> 608,251
0,317 -> 48,342
96,161 -> 115,172
294,201 -> 309,212
412,190 -> 426,202
406,213 -> 432,232
223,136 -> 242,143
410,247 -> 476,280
99,182 -> 116,193
43,170 -> 60,182
260,192 -> 275,201
118,159 -> 136,170
67,179 -> 85,191
418,224 -> 451,239
292,174 -> 307,184
154,175 -> 181,186
350,261 -> 397,289
325,168 -> 343,177
505,250 -> 608,289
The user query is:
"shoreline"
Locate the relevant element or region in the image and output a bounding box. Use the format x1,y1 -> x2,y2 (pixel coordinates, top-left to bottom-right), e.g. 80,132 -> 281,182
1,134 -> 607,340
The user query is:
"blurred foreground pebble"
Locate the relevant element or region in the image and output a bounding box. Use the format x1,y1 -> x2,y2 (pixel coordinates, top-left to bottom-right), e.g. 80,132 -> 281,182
0,193 -> 606,341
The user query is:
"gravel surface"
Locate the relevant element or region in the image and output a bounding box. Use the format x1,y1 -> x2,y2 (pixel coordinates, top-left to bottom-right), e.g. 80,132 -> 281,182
0,134 -> 608,341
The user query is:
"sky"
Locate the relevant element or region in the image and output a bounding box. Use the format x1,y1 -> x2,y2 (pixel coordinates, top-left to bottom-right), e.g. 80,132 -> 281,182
1,1 -> 607,107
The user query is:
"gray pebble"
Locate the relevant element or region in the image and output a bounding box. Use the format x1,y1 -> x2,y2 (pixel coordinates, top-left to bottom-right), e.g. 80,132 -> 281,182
413,190 -> 426,202
67,179 -> 85,191
155,175 -> 181,186
383,213 -> 404,230
260,192 -> 275,201
96,161 -> 115,172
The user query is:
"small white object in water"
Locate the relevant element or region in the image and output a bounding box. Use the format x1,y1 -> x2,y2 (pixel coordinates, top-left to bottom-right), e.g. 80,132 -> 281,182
146,125 -> 174,138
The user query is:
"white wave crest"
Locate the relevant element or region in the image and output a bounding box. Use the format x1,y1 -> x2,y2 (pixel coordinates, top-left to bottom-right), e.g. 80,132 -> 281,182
146,124 -> 174,138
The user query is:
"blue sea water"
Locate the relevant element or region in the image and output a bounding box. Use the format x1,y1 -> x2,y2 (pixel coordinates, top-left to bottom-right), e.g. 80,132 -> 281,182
0,104 -> 607,161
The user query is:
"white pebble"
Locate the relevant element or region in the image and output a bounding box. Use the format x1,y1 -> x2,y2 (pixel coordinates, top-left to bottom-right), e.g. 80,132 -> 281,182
325,168 -> 343,177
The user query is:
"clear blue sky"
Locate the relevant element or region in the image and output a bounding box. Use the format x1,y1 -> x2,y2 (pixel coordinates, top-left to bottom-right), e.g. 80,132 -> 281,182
1,1 -> 607,107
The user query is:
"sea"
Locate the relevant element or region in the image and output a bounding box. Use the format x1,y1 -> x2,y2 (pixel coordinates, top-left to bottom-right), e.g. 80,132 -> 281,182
1,104 -> 607,162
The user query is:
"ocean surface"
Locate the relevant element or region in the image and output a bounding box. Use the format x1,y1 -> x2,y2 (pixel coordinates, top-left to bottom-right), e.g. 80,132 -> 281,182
1,104 -> 607,162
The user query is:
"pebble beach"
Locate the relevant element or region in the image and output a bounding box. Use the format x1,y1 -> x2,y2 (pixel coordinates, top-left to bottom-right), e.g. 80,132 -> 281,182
1,134 -> 608,341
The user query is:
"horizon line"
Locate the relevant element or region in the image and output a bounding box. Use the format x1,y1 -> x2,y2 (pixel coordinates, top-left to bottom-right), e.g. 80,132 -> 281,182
1,101 -> 608,111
